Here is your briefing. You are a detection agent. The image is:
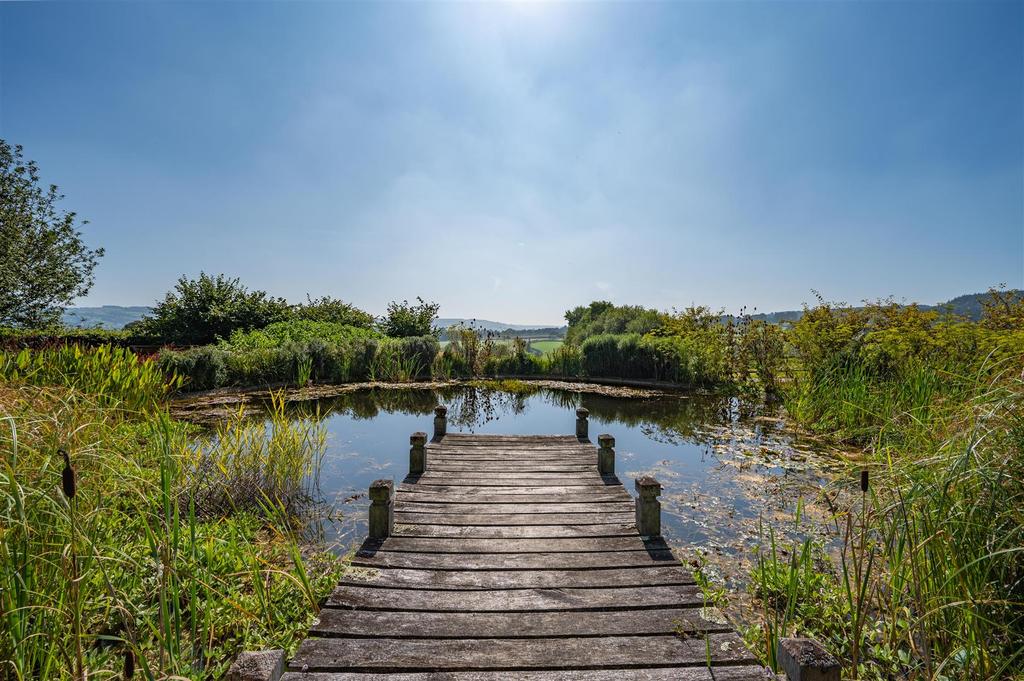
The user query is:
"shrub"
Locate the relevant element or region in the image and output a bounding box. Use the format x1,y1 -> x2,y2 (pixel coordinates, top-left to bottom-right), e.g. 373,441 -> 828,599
293,295 -> 376,328
140,272 -> 291,345
0,326 -> 152,350
564,301 -> 665,344
222,319 -> 381,350
158,346 -> 230,391
378,297 -> 440,338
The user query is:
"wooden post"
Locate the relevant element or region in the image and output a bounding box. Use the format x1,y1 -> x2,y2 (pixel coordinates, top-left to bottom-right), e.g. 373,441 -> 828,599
409,432 -> 427,475
576,408 -> 589,440
635,476 -> 662,537
433,406 -> 447,440
227,650 -> 284,681
368,479 -> 394,539
778,638 -> 841,681
597,434 -> 615,475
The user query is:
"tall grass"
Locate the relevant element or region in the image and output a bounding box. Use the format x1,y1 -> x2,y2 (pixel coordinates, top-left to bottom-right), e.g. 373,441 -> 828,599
750,306 -> 1024,680
183,393 -> 326,518
0,344 -> 181,411
0,383 -> 342,680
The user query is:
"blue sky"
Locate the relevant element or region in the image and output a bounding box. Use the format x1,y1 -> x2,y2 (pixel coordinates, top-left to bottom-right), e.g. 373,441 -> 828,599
2,1 -> 1021,325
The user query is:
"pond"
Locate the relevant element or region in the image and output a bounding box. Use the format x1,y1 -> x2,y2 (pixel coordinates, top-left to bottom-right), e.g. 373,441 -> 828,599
256,380 -> 845,591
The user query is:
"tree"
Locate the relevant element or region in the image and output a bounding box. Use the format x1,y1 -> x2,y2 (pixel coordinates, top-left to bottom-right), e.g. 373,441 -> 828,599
0,140 -> 104,327
379,297 -> 440,338
141,273 -> 291,345
294,295 -> 375,328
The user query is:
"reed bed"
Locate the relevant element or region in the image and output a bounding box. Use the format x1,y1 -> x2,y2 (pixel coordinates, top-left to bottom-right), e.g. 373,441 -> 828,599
0,348 -> 343,680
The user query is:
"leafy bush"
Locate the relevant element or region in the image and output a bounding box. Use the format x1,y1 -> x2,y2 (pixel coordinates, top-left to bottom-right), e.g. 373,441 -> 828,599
0,325 -> 154,350
222,319 -> 381,349
293,295 -> 375,328
140,273 -> 291,345
564,301 -> 664,344
378,297 -> 439,338
159,336 -> 436,390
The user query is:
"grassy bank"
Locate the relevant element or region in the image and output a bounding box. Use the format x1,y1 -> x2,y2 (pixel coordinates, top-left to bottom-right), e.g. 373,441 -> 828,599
0,348 -> 344,680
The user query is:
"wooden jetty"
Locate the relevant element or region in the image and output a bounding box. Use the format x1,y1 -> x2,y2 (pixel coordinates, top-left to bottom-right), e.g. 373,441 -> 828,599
282,407 -> 769,680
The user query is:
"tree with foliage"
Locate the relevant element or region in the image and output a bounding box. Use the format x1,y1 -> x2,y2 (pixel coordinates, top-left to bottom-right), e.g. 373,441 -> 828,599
0,140 -> 104,327
379,297 -> 440,338
141,273 -> 291,345
294,295 -> 375,328
564,301 -> 664,344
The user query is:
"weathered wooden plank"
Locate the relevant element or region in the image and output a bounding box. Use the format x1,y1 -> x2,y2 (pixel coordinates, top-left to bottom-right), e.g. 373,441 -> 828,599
393,512 -> 635,526
442,436 -> 585,440
340,565 -> 696,590
324,584 -> 702,612
395,502 -> 635,515
405,479 -> 616,489
425,464 -> 596,473
290,633 -> 757,671
310,607 -> 732,639
283,669 -> 767,681
392,523 -> 639,539
396,491 -> 630,505
373,536 -> 656,554
352,549 -> 676,571
411,474 -> 612,485
397,485 -> 628,497
427,449 -> 596,457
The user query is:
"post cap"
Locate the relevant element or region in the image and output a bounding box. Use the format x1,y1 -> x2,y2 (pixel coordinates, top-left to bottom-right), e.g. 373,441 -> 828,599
369,478 -> 394,501
598,433 -> 615,448
778,638 -> 841,681
435,405 -> 448,417
635,475 -> 662,498
576,407 -> 589,419
410,432 -> 427,446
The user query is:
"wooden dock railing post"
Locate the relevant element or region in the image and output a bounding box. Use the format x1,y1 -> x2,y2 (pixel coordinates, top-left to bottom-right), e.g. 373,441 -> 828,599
433,406 -> 447,440
635,476 -> 663,537
778,637 -> 841,681
576,408 -> 589,440
368,479 -> 394,539
597,434 -> 615,475
409,432 -> 427,475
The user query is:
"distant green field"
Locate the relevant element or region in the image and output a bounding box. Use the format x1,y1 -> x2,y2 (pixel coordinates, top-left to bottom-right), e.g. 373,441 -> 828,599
528,339 -> 564,355
438,338 -> 564,356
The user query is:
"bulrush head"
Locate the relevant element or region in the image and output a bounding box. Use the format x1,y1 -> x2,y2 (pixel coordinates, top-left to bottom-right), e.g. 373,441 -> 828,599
123,648 -> 135,679
60,448 -> 76,500
861,469 -> 869,493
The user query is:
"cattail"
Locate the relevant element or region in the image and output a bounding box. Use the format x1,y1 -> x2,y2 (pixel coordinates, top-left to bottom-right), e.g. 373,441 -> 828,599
123,648 -> 135,679
860,469 -> 869,493
60,448 -> 76,500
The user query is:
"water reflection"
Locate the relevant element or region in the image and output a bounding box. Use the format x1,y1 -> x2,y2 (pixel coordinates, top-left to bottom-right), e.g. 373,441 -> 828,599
273,384 -> 839,589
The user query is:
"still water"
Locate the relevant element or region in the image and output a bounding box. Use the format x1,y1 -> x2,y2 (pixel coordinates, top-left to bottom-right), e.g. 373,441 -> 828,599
279,382 -> 841,585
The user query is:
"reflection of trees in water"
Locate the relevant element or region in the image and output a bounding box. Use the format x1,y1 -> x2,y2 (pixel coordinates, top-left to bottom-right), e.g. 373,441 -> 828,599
577,394 -> 730,446
444,387 -> 532,431
284,388 -> 440,421
276,385 -> 786,446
